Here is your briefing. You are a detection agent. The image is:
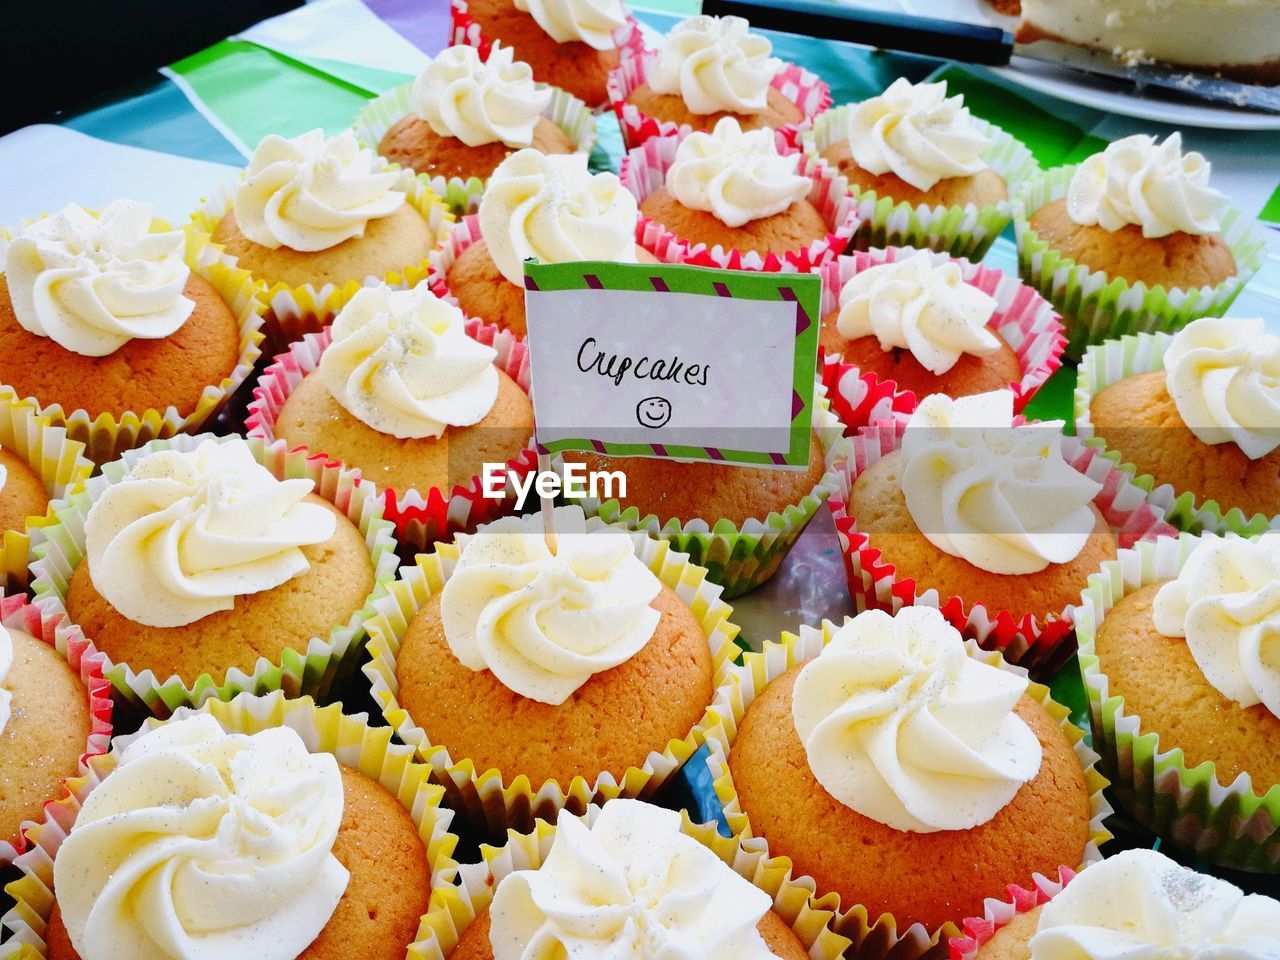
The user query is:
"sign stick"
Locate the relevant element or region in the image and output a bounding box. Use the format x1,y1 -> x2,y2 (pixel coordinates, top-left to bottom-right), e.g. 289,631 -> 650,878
537,451 -> 558,554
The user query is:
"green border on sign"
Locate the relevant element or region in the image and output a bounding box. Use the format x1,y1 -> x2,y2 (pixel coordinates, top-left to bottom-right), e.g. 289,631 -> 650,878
524,260 -> 821,469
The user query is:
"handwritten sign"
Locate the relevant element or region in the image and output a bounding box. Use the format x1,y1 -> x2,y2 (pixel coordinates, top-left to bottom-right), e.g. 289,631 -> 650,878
524,260 -> 820,469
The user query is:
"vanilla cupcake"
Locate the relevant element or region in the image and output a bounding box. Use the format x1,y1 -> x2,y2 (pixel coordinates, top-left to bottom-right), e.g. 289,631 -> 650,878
253,283 -> 535,547
201,128 -> 449,346
433,149 -> 654,338
624,117 -> 857,270
803,79 -> 1036,258
1017,133 -> 1262,355
369,44 -> 589,186
0,200 -> 263,462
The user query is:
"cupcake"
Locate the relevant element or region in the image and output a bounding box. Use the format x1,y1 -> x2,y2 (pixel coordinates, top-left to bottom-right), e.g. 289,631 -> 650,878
952,849 -> 1280,960
707,606 -> 1108,950
198,128 -> 450,346
1076,532 -> 1280,870
1076,316 -> 1280,531
365,43 -> 593,193
5,693 -> 458,960
0,596 -> 110,865
0,200 -> 264,463
1016,133 -> 1263,356
449,0 -> 638,107
247,283 -> 536,551
608,15 -> 829,148
29,435 -> 396,712
432,149 -> 654,338
802,80 -> 1037,259
431,800 -> 849,960
623,118 -> 859,271
362,506 -> 739,836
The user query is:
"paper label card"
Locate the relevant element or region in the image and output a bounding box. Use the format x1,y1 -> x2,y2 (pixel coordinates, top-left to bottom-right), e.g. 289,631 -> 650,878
524,260 -> 820,469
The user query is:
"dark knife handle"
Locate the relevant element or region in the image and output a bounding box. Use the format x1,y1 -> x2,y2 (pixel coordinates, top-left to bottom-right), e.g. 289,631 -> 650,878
701,0 -> 1014,66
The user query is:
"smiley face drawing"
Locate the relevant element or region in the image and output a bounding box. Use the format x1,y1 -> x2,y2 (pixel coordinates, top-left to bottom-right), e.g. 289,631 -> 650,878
636,396 -> 672,429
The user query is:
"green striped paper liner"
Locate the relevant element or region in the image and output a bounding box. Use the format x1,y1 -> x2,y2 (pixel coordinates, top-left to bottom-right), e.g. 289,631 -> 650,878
27,434 -> 399,717
560,385 -> 849,599
352,79 -> 597,215
1076,533 -> 1280,872
800,106 -> 1039,261
1074,331 -> 1280,537
1014,165 -> 1266,360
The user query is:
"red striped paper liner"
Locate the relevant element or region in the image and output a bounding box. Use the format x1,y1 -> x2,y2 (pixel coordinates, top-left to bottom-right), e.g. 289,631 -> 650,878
0,593 -> 112,866
948,868 -> 1075,960
450,0 -> 645,101
818,355 -> 918,437
829,414 -> 1179,676
245,320 -> 538,554
815,248 -> 1067,413
621,132 -> 859,272
607,46 -> 831,150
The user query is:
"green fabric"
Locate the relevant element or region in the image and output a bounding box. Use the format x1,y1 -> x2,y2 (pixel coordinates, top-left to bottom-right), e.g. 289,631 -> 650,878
1022,362 -> 1077,426
1263,184 -> 1280,224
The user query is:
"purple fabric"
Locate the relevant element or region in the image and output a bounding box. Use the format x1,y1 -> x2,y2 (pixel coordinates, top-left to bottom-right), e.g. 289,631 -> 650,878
363,0 -> 450,54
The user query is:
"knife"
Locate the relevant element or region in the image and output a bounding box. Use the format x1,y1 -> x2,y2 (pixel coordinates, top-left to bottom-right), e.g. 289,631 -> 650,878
700,0 -> 1280,115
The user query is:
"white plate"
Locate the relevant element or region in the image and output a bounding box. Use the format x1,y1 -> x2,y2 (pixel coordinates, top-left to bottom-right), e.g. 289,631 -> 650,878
839,0 -> 1280,131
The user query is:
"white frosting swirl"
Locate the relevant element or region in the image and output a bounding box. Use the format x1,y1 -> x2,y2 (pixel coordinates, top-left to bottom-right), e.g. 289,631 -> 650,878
479,150 -> 638,286
84,438 -> 337,629
411,44 -> 551,149
648,16 -> 782,116
792,606 -> 1041,833
53,714 -> 348,960
1066,132 -> 1228,239
846,79 -> 991,193
1162,316 -> 1280,460
490,800 -> 776,960
513,0 -> 626,51
1030,849 -> 1280,960
664,117 -> 811,228
4,200 -> 194,357
0,625 -> 12,737
439,507 -> 661,705
233,129 -> 405,252
836,251 -> 1001,374
320,284 -> 498,440
900,390 -> 1103,575
1152,534 -> 1280,719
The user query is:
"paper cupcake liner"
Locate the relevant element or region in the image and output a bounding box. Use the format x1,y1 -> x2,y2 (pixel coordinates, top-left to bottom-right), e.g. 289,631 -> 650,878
829,414 -> 1179,676
818,354 -> 919,437
560,385 -> 849,599
0,691 -> 461,956
27,434 -> 400,716
698,623 -> 1112,960
0,227 -> 266,467
607,48 -> 831,150
361,515 -> 743,839
620,132 -> 858,272
413,804 -> 853,960
1013,166 -> 1265,359
0,595 -> 112,867
191,170 -> 452,350
800,108 -> 1039,261
0,397 -> 94,595
947,868 -> 1075,960
1076,533 -> 1280,872
244,320 -> 539,554
352,78 -> 598,216
816,248 -> 1066,412
1074,332 -> 1280,536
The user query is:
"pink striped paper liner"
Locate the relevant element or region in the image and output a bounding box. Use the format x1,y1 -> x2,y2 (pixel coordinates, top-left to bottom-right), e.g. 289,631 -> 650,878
0,593 -> 112,866
621,132 -> 859,272
829,414 -> 1179,677
818,355 -> 918,438
815,248 -> 1066,412
607,47 -> 831,150
245,321 -> 537,554
948,868 -> 1075,960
